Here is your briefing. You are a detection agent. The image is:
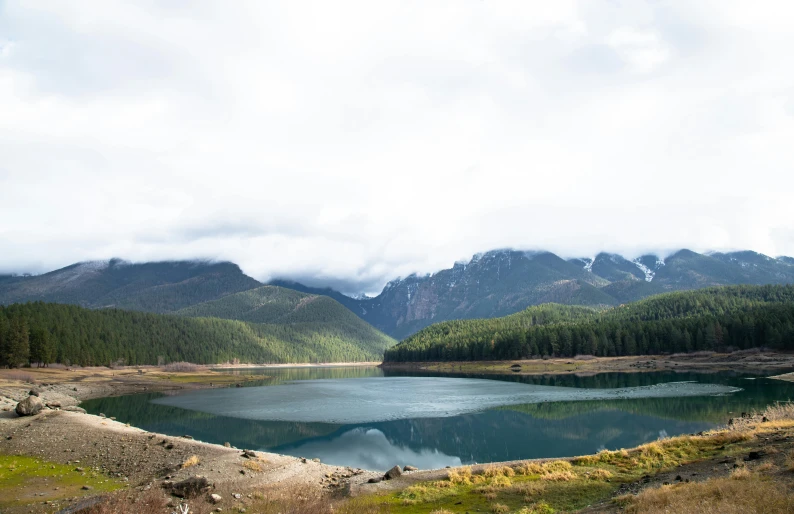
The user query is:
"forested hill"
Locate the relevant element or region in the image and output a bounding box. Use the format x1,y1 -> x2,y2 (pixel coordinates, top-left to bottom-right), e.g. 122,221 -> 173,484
383,285 -> 794,362
0,302 -> 395,367
175,285 -> 396,354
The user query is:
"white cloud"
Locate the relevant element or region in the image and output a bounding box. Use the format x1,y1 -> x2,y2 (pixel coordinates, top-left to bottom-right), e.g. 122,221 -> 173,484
0,0 -> 793,294
606,27 -> 670,73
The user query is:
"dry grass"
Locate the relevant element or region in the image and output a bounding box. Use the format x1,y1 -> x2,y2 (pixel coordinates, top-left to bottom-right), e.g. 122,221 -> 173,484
541,470 -> 576,482
587,468 -> 613,480
242,459 -> 263,472
4,370 -> 38,383
180,455 -> 200,469
762,401 -> 794,421
447,466 -> 473,485
786,450 -> 794,472
621,473 -> 794,514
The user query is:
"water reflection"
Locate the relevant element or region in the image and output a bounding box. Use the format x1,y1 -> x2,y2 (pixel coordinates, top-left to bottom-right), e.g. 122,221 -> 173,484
277,427 -> 462,470
80,369 -> 794,471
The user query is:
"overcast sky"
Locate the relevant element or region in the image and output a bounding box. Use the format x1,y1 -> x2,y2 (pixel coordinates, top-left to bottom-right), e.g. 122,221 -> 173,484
1,1 -> 793,294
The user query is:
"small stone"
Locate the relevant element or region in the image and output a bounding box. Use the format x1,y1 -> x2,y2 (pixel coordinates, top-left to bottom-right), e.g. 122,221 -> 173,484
75,467 -> 85,472
403,465 -> 418,472
28,389 -> 40,397
312,458 -> 320,463
367,477 -> 382,484
232,493 -> 242,499
99,413 -> 106,418
224,442 -> 231,448
81,486 -> 92,490
209,493 -> 223,504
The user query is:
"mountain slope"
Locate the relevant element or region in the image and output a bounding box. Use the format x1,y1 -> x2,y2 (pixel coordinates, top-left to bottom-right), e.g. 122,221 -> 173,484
175,285 -> 396,358
0,259 -> 262,312
384,285 -> 794,362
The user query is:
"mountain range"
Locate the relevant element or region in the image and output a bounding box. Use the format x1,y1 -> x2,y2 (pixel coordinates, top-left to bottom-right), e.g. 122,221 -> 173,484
2,249 -> 793,341
274,249 -> 794,339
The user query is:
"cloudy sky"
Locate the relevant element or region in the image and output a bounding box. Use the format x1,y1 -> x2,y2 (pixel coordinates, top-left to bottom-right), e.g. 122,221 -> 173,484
1,1 -> 793,294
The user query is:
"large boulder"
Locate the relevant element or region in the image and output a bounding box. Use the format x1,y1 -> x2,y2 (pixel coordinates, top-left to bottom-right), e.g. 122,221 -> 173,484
166,476 -> 210,498
384,465 -> 402,480
15,395 -> 44,416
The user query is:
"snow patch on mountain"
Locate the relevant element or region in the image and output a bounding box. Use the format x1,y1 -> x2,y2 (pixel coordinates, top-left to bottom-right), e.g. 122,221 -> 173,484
633,259 -> 655,282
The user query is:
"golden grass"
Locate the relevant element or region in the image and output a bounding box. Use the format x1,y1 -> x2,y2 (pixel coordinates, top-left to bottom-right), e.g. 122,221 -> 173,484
242,459 -> 263,472
620,473 -> 794,514
180,455 -> 200,469
541,470 -> 575,482
447,466 -> 472,485
587,468 -> 613,480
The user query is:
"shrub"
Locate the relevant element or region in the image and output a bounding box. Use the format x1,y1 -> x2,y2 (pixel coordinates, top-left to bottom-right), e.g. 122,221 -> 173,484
180,455 -> 200,469
490,503 -> 509,513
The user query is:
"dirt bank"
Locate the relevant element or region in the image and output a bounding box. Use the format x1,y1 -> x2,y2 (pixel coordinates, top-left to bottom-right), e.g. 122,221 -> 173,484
381,350 -> 794,376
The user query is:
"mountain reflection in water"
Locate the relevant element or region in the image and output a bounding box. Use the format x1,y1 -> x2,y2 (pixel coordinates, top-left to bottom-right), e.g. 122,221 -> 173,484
80,368 -> 794,471
275,427 -> 462,470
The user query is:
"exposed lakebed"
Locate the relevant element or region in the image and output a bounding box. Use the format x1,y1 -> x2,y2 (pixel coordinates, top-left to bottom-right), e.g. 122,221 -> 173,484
81,368 -> 794,471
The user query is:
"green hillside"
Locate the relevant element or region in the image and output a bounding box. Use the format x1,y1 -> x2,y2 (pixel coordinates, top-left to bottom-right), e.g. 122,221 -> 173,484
384,285 -> 794,362
0,301 -> 395,367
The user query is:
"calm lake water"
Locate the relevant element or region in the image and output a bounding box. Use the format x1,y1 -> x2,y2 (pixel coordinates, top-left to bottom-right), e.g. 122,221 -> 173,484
81,367 -> 794,471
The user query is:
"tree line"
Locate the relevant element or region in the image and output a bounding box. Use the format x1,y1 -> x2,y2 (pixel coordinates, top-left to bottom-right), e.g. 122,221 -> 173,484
384,285 -> 794,362
0,301 -> 390,367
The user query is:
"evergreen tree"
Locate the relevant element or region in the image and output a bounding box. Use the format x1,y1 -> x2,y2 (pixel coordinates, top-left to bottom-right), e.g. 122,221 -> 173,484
5,316 -> 30,368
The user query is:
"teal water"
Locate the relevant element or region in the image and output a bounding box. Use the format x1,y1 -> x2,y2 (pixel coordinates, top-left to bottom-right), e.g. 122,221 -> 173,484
81,368 -> 794,471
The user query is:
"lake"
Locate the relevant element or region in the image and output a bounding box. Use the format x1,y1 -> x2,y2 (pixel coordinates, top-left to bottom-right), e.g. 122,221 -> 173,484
80,367 -> 794,471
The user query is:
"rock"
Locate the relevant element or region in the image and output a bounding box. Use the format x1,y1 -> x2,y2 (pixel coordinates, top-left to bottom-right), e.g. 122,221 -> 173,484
384,465 -> 402,480
81,485 -> 92,490
224,442 -> 231,448
75,467 -> 85,472
746,451 -> 764,461
242,450 -> 256,459
367,477 -> 383,484
6,435 -> 12,440
403,465 -> 418,472
312,458 -> 320,463
62,406 -> 86,414
182,435 -> 193,440
165,443 -> 175,450
46,402 -> 62,409
15,395 -> 44,416
167,476 -> 210,498
99,413 -> 106,418
209,493 -> 223,504
29,389 -> 40,397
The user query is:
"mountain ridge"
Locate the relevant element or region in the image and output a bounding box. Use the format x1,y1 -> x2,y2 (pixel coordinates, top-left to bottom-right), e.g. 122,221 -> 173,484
1,248 -> 792,341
